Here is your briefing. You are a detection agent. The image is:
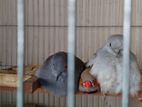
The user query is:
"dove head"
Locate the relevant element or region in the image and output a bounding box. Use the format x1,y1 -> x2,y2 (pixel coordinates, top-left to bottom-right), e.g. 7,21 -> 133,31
105,34 -> 123,57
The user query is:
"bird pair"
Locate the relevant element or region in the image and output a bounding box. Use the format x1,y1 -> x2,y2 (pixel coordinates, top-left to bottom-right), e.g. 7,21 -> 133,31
36,34 -> 141,96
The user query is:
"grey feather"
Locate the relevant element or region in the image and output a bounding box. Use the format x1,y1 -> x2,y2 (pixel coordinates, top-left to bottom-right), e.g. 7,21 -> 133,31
87,34 -> 141,96
36,52 -> 85,96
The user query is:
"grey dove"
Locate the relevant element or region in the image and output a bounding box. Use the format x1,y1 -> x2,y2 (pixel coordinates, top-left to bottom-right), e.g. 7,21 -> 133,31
87,34 -> 141,96
36,52 -> 85,96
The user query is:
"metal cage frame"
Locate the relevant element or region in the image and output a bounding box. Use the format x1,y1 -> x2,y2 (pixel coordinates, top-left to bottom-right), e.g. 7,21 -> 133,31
17,0 -> 132,107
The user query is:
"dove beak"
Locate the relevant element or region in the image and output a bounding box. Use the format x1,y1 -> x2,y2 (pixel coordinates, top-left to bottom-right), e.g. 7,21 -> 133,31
114,49 -> 119,54
114,49 -> 122,57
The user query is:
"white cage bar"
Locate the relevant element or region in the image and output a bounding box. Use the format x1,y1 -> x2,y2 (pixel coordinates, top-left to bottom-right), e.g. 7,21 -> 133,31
122,0 -> 132,107
67,0 -> 76,107
17,0 -> 25,107
15,0 -> 132,107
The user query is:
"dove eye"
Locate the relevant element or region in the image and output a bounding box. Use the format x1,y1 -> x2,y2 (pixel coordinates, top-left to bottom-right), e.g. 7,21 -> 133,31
109,43 -> 111,47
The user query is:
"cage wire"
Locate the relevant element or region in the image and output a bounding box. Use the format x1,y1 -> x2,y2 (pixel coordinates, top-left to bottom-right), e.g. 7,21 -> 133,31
67,0 -> 76,106
122,0 -> 132,107
17,0 -> 24,107
0,0 -> 139,107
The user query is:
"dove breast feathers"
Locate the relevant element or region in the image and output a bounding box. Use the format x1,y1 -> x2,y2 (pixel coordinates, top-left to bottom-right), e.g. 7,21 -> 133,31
87,34 -> 141,95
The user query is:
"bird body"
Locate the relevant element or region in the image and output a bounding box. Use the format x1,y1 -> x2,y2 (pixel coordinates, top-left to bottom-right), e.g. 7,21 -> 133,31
87,34 -> 141,96
89,47 -> 119,94
36,52 -> 85,96
115,52 -> 141,95
79,68 -> 100,93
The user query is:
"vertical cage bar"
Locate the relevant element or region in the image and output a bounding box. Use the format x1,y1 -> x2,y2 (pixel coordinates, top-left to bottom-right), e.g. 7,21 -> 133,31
122,0 -> 132,107
17,0 -> 25,107
67,0 -> 76,107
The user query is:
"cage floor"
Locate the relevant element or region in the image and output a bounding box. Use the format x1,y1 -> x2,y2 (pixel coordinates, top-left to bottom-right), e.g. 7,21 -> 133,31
0,65 -> 142,101
0,65 -> 40,93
